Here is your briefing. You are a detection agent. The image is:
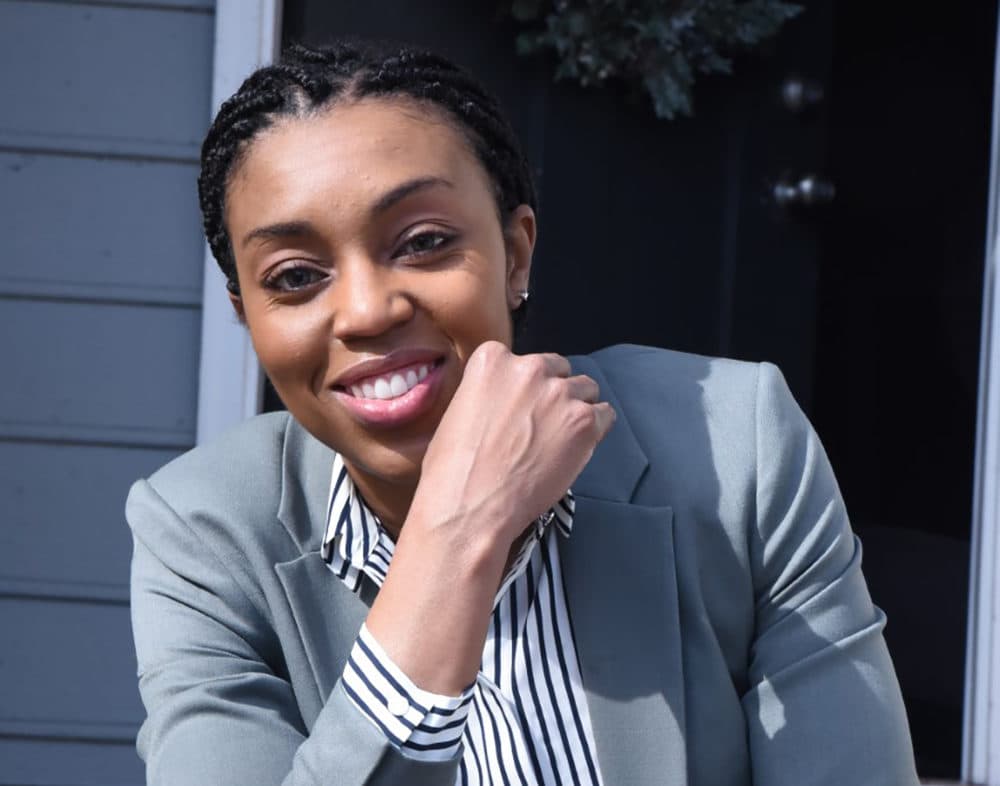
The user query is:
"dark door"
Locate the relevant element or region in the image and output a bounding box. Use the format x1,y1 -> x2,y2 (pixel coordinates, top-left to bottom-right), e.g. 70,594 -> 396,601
281,2 -> 995,778
812,5 -> 995,778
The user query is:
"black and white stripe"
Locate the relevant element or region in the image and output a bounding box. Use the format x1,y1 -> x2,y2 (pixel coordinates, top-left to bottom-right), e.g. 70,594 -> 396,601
322,454 -> 603,785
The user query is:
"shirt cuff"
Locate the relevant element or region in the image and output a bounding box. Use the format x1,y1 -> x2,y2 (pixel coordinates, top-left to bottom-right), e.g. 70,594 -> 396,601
341,623 -> 474,762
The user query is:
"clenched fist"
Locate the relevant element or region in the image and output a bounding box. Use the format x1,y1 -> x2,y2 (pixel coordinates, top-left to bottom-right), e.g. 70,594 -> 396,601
411,341 -> 616,551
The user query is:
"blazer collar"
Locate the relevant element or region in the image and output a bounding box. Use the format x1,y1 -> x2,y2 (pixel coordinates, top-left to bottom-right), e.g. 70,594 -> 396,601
569,354 -> 649,502
277,414 -> 337,555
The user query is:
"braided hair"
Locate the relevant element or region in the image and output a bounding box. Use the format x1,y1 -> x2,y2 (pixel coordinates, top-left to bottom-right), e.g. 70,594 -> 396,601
198,39 -> 538,300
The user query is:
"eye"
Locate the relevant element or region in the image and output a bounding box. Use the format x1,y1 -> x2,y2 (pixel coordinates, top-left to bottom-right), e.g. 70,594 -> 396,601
262,264 -> 326,292
394,229 -> 455,259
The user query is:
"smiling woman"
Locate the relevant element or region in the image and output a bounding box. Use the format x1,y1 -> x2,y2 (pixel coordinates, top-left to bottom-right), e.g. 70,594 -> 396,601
126,40 -> 921,786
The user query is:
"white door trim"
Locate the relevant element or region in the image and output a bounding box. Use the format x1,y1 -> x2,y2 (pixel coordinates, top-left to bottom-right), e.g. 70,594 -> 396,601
196,0 -> 283,444
963,11 -> 1000,784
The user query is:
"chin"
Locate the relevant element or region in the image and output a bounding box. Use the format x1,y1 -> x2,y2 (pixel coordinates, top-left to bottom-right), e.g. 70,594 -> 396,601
348,443 -> 427,489
328,419 -> 432,478
295,396 -> 443,483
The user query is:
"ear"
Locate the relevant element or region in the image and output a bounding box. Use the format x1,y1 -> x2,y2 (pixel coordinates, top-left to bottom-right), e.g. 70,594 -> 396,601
228,292 -> 247,324
504,204 -> 536,310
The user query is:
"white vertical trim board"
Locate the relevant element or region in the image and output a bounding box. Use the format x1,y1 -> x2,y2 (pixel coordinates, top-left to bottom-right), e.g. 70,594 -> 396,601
196,0 -> 283,444
963,11 -> 1000,785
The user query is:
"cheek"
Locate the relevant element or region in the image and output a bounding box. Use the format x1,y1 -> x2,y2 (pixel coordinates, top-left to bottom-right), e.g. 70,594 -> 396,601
431,265 -> 513,354
247,305 -> 330,391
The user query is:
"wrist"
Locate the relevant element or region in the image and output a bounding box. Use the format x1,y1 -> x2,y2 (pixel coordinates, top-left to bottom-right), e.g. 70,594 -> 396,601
400,494 -> 515,575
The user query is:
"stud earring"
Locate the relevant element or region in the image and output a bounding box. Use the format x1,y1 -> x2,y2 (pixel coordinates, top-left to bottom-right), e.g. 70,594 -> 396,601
518,290 -> 530,304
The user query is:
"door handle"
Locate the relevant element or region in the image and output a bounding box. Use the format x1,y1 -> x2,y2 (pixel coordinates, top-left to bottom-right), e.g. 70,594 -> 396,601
781,77 -> 824,113
772,174 -> 836,207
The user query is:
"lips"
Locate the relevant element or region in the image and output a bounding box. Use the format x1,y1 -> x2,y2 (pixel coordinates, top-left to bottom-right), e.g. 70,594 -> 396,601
332,351 -> 446,427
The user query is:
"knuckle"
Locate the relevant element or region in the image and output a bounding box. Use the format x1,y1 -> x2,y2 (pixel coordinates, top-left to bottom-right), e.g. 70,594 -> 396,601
476,340 -> 504,359
469,340 -> 504,370
521,353 -> 548,378
544,376 -> 565,400
529,352 -> 549,370
567,400 -> 596,432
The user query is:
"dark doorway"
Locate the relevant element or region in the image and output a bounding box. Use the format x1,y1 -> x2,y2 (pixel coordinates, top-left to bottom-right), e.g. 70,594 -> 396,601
278,2 -> 996,777
812,4 -> 996,778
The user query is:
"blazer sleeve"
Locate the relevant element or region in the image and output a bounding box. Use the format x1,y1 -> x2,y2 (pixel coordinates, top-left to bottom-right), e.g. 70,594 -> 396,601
740,363 -> 920,785
127,478 -> 462,786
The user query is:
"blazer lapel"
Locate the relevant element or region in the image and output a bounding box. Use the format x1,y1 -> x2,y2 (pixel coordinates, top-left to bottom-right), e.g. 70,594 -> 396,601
276,415 -> 337,555
570,354 -> 648,502
565,354 -> 689,785
562,497 -> 688,786
273,416 -> 371,725
274,552 -> 370,724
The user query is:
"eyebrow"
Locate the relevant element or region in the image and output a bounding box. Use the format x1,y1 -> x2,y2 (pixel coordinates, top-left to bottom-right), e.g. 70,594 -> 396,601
240,176 -> 454,250
241,220 -> 316,250
371,176 -> 454,215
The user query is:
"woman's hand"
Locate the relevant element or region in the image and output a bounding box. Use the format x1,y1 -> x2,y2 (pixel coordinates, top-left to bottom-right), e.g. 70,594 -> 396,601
366,341 -> 614,695
412,340 -> 616,550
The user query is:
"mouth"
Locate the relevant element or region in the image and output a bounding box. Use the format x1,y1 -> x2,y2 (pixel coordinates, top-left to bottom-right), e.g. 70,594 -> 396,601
336,358 -> 444,401
332,354 -> 447,427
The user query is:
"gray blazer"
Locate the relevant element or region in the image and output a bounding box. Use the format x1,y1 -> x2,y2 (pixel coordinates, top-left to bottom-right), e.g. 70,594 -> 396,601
127,344 -> 919,785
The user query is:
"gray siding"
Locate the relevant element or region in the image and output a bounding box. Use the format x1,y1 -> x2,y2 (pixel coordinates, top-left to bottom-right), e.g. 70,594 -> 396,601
0,2 -> 213,159
0,739 -> 147,786
0,443 -> 180,601
0,300 -> 200,446
0,0 -> 214,782
0,599 -> 142,739
1,152 -> 204,305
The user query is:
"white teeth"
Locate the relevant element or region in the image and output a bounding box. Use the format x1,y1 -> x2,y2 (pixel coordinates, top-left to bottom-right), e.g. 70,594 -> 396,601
348,362 -> 434,400
389,374 -> 408,397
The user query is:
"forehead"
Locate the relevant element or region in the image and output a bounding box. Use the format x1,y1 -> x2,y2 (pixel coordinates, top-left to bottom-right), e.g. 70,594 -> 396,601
226,97 -> 489,222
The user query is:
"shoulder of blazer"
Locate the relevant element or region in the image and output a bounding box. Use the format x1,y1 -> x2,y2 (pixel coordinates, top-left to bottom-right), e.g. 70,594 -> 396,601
137,411 -> 336,565
571,344 -> 763,508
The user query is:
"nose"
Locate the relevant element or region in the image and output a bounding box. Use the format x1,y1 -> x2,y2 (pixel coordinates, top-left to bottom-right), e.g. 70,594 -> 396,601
330,255 -> 414,341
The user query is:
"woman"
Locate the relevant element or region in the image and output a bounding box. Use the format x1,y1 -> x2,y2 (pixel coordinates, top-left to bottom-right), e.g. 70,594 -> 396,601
126,40 -> 920,785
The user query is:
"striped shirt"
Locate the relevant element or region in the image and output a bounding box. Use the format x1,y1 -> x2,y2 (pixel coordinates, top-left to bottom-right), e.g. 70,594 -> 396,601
321,454 -> 604,785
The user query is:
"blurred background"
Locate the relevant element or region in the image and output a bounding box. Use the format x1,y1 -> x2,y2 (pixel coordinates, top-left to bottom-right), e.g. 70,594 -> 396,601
1,1 -> 998,783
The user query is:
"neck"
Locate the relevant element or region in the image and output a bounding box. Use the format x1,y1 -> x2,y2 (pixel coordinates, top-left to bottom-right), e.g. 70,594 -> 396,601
345,461 -> 419,540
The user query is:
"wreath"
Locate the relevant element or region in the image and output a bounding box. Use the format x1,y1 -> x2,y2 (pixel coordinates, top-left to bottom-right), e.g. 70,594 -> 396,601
510,0 -> 803,119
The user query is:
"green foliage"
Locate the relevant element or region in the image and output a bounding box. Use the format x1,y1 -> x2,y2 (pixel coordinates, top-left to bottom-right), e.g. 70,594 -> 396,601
510,0 -> 803,119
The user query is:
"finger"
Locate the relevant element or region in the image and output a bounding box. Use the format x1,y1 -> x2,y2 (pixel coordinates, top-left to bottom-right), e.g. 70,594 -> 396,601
592,402 -> 617,442
565,374 -> 601,403
537,353 -> 572,378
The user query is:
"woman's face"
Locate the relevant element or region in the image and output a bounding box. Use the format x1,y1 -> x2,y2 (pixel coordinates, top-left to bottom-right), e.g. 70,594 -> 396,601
224,98 -> 534,490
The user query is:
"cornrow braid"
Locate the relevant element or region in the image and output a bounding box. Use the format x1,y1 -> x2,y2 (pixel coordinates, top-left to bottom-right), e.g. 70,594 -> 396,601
197,39 -> 538,299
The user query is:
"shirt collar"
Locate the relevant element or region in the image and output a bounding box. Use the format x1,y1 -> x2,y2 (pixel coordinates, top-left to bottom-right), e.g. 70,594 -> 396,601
320,455 -> 381,589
